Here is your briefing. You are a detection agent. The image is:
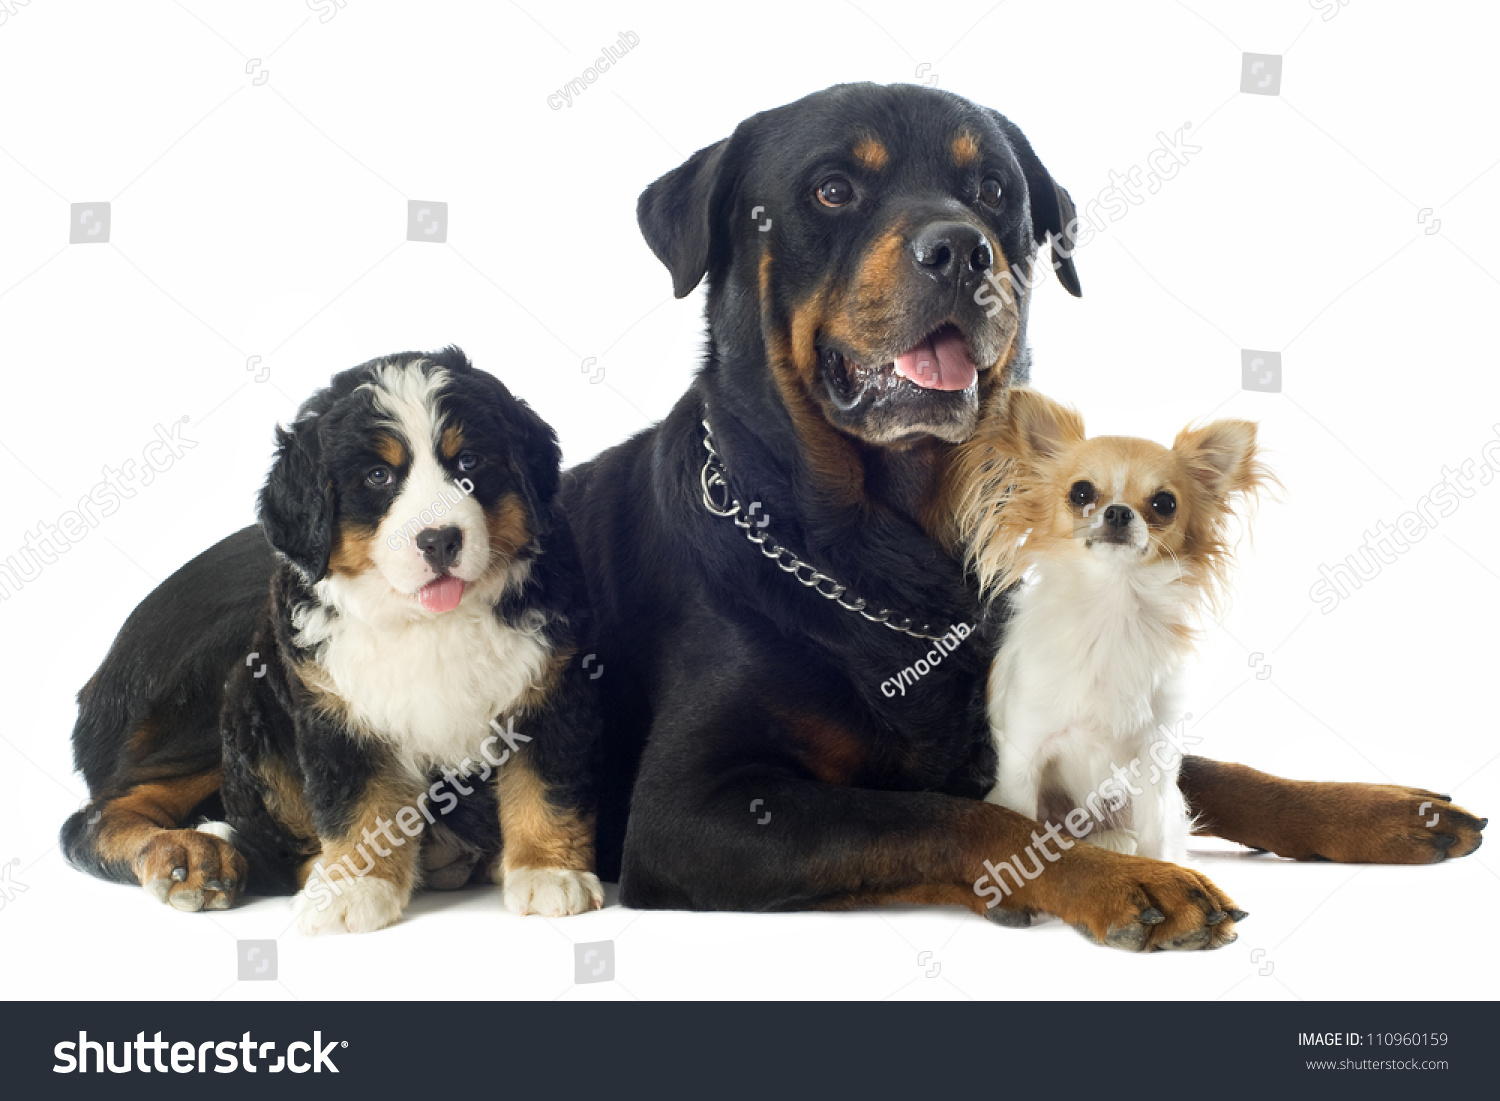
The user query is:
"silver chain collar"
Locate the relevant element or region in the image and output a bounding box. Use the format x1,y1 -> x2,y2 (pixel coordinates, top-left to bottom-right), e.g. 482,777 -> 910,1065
698,416 -> 950,643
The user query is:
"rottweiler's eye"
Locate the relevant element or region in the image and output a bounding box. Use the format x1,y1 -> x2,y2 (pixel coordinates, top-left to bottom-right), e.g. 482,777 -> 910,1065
366,466 -> 393,488
979,176 -> 1003,207
1069,481 -> 1096,508
1150,491 -> 1177,519
816,176 -> 855,208
456,452 -> 484,473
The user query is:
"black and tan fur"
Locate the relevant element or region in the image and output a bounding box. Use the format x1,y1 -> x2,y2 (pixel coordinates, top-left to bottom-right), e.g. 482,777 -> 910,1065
63,348 -> 603,931
568,82 -> 1484,951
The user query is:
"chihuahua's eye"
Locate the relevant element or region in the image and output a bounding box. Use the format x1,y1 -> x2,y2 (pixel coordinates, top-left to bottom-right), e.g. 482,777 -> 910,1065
365,466 -> 393,488
1151,491 -> 1177,518
979,176 -> 1003,207
456,452 -> 484,473
816,176 -> 855,207
1069,481 -> 1097,508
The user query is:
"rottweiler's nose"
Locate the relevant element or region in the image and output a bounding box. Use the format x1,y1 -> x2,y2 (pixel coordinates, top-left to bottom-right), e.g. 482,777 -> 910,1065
414,525 -> 463,572
910,222 -> 992,283
1103,504 -> 1134,530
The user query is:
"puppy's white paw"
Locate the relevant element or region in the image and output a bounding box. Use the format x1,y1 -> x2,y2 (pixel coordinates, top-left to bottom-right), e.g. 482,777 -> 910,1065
194,820 -> 236,843
292,876 -> 406,935
502,867 -> 604,916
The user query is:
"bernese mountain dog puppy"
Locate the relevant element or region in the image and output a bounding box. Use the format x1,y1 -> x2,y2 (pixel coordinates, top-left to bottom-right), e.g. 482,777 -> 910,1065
61,347 -> 603,933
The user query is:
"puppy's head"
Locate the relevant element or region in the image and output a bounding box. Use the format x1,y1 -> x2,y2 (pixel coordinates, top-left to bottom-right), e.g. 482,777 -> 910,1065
952,388 -> 1271,604
637,82 -> 1080,454
258,347 -> 560,617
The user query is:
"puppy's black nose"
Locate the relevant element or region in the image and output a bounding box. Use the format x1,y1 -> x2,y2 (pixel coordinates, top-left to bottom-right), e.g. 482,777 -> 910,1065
1103,505 -> 1133,529
414,525 -> 463,572
910,221 -> 992,284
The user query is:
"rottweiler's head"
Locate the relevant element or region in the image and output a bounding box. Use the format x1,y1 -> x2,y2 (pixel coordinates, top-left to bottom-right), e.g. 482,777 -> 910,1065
258,347 -> 560,616
638,82 -> 1080,453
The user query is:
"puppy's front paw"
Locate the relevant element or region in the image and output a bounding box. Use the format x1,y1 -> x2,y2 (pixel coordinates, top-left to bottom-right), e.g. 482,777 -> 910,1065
292,876 -> 406,935
502,867 -> 604,916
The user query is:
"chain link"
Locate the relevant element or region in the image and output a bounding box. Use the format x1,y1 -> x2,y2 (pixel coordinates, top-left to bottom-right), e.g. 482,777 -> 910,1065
699,417 -> 951,643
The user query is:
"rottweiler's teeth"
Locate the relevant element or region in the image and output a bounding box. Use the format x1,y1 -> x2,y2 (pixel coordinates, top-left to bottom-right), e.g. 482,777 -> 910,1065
828,352 -> 912,396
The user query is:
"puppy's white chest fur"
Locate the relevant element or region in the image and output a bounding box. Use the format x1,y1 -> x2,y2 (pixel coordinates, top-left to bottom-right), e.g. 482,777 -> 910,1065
295,570 -> 549,775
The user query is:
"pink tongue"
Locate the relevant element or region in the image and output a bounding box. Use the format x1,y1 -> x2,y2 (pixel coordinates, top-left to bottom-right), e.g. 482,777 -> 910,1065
892,330 -> 977,392
418,576 -> 465,614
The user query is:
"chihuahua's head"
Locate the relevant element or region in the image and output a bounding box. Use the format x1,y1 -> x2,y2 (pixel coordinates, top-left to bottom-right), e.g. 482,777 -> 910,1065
950,388 -> 1273,607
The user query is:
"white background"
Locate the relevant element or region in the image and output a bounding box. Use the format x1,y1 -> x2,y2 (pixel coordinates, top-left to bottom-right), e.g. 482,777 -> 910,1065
1,0 -> 1497,1001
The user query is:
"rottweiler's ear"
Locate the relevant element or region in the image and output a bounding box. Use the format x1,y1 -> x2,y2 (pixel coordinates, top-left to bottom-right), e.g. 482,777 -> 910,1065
637,138 -> 735,298
990,111 -> 1082,299
258,415 -> 333,584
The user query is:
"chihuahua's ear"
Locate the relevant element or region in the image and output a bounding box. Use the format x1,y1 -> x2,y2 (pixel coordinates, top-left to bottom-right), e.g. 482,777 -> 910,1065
1002,387 -> 1087,462
1173,419 -> 1266,496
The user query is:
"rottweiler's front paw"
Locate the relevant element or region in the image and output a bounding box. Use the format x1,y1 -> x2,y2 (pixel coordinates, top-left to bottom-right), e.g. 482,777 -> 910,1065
1012,845 -> 1243,952
1275,784 -> 1485,864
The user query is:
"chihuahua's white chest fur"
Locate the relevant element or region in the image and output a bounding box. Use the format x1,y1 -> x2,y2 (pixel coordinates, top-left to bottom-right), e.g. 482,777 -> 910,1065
984,551 -> 1194,862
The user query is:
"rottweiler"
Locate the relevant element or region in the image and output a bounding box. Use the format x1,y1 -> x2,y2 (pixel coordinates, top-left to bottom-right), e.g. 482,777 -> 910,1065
565,82 -> 1485,950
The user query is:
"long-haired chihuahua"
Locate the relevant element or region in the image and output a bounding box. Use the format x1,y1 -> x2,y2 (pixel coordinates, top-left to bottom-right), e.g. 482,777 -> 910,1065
950,387 -> 1273,863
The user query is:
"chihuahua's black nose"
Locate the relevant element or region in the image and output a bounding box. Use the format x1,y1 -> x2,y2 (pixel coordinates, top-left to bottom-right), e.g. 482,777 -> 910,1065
1103,504 -> 1134,529
414,525 -> 463,572
911,221 -> 992,285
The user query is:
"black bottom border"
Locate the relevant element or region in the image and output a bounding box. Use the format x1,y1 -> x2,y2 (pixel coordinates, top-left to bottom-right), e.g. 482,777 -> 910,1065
9,1000 -> 1495,1097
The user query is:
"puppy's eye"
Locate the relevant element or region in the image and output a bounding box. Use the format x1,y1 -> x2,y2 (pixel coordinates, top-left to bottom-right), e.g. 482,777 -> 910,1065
1069,481 -> 1096,508
816,176 -> 855,208
365,466 -> 392,488
979,176 -> 1003,207
456,452 -> 484,473
1150,491 -> 1177,518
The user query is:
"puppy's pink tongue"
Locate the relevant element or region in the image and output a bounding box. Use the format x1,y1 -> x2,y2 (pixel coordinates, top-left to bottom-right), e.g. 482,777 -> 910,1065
418,576 -> 465,613
892,329 -> 977,392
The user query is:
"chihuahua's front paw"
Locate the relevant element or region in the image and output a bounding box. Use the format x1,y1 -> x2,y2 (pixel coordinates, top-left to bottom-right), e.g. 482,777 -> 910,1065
292,876 -> 406,935
501,867 -> 604,916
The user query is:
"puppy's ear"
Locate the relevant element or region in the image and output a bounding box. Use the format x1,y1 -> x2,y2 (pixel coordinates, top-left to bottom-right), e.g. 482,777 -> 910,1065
1173,419 -> 1267,497
505,394 -> 563,510
258,416 -> 333,583
637,138 -> 736,298
1002,387 -> 1086,463
441,347 -> 560,505
989,111 -> 1082,298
